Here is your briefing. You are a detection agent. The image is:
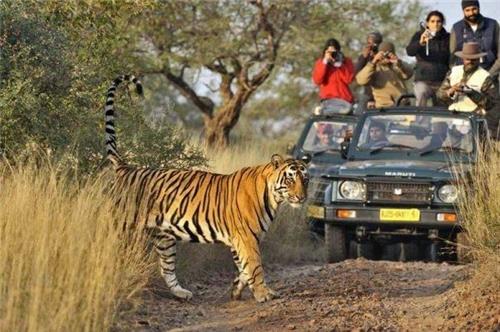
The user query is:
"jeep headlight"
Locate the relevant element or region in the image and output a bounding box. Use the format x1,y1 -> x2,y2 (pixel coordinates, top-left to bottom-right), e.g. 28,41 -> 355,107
438,184 -> 458,203
339,181 -> 366,200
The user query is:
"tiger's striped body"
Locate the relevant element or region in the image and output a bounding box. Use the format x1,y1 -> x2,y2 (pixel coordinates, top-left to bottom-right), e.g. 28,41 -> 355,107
104,75 -> 309,302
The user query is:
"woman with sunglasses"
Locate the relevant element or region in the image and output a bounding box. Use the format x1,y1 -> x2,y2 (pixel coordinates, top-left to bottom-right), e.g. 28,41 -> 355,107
406,10 -> 450,107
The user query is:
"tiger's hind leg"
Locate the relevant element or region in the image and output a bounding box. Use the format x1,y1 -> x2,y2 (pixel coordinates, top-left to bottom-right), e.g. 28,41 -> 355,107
154,232 -> 193,300
230,247 -> 248,300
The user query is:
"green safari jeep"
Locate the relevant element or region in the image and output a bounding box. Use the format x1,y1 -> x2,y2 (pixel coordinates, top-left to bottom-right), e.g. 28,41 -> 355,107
306,107 -> 488,262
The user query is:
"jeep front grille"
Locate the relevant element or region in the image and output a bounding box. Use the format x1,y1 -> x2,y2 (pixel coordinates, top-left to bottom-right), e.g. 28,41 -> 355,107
307,178 -> 331,204
366,181 -> 433,204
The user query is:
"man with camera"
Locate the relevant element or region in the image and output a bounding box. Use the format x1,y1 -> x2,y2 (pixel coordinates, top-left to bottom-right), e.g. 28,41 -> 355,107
312,38 -> 355,114
355,41 -> 413,108
437,42 -> 495,115
355,31 -> 383,109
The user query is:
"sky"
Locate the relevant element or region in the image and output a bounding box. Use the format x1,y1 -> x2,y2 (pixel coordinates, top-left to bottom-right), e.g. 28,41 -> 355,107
419,0 -> 500,25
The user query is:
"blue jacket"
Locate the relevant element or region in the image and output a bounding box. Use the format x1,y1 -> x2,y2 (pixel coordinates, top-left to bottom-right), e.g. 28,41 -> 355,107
450,15 -> 499,71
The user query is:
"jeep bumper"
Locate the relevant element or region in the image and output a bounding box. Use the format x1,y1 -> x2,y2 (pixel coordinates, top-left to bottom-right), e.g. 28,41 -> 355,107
307,204 -> 460,229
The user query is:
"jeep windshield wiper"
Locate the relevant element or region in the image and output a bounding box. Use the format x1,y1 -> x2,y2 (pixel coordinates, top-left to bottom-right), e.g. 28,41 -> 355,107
420,146 -> 470,156
369,144 -> 414,155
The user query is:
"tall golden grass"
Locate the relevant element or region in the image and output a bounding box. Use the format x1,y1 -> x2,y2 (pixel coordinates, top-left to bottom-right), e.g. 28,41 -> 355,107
455,140 -> 500,271
0,160 -> 152,331
0,140 -> 315,330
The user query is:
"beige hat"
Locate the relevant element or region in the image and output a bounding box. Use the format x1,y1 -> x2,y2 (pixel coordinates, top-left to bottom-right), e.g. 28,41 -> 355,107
455,42 -> 487,59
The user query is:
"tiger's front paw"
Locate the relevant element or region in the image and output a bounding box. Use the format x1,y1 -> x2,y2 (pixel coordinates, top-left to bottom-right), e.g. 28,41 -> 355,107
253,286 -> 279,303
171,286 -> 193,300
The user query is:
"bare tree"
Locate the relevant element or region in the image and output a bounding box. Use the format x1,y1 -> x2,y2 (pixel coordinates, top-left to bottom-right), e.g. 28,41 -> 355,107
138,0 -> 304,148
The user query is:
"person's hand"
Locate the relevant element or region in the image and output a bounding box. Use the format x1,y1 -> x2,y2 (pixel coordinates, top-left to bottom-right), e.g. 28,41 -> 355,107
371,51 -> 385,64
388,52 -> 399,64
323,47 -> 335,63
361,44 -> 372,58
447,83 -> 462,97
419,30 -> 432,46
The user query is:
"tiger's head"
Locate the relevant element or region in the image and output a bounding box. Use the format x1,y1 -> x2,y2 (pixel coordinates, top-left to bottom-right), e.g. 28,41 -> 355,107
270,154 -> 309,208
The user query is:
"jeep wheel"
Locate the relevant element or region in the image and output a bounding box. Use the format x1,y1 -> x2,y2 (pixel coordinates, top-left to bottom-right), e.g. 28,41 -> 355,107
325,224 -> 347,263
348,240 -> 376,260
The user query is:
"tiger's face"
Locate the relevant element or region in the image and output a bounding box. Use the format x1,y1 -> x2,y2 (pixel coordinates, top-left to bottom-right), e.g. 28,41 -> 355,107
271,154 -> 309,208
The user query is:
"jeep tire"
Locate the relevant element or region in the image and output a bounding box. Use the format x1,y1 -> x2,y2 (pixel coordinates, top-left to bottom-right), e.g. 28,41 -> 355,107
325,224 -> 347,263
349,240 -> 376,260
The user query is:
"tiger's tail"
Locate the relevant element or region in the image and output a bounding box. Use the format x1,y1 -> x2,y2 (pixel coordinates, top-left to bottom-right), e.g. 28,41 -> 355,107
104,74 -> 143,167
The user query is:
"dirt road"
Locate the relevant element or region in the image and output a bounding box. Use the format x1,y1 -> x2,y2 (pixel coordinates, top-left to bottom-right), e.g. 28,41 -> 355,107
116,259 -> 499,331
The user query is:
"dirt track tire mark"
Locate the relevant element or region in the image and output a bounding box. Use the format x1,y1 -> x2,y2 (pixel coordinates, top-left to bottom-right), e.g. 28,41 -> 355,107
117,260 -> 469,331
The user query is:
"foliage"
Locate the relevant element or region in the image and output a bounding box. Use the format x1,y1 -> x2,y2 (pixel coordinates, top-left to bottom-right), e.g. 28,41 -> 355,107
0,0 -> 206,173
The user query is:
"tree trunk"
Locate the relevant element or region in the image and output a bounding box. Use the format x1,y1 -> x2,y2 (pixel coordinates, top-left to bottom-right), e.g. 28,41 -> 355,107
203,96 -> 246,148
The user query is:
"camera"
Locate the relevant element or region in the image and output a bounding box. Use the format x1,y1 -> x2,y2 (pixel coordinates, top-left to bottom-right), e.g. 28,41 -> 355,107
382,51 -> 391,58
371,44 -> 379,53
331,50 -> 344,63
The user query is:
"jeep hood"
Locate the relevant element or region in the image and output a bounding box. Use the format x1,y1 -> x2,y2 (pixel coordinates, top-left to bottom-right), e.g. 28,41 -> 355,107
335,159 -> 467,180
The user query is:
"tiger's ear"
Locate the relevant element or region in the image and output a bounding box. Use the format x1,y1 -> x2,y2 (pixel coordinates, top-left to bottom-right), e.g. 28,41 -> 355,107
271,154 -> 284,169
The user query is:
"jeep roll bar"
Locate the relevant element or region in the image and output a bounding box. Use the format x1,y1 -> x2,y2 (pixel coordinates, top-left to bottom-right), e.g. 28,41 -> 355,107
396,93 -> 416,106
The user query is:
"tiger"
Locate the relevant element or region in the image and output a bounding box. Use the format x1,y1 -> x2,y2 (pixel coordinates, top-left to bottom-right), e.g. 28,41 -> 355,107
104,75 -> 309,302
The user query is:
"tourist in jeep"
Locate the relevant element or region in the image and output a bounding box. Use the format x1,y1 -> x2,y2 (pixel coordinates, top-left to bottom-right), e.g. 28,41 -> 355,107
423,121 -> 449,150
359,121 -> 389,149
437,42 -> 496,114
312,38 -> 355,114
406,10 -> 450,107
356,41 -> 414,108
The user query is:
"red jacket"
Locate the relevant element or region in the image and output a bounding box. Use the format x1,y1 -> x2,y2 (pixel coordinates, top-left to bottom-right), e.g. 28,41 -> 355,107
312,57 -> 355,103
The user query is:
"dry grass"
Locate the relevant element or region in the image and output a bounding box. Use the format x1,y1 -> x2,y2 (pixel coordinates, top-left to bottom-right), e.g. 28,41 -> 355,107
455,141 -> 500,261
0,160 -> 153,331
455,140 -> 500,290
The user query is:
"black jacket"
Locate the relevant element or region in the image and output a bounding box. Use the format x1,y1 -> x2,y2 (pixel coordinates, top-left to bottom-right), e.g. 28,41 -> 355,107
406,28 -> 450,82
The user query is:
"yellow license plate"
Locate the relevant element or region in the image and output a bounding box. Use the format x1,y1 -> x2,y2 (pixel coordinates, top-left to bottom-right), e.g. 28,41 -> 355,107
380,208 -> 420,222
307,205 -> 324,219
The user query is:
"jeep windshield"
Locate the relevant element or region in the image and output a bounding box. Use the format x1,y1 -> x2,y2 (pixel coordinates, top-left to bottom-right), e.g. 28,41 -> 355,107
353,113 -> 474,161
302,120 -> 354,153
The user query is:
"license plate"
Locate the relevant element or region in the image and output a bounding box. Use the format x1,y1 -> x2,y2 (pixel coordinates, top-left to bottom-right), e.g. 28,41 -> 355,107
380,208 -> 420,222
307,205 -> 324,219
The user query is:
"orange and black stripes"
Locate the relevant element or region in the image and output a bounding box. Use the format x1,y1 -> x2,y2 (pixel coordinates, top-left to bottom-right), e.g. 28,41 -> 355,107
103,75 -> 308,302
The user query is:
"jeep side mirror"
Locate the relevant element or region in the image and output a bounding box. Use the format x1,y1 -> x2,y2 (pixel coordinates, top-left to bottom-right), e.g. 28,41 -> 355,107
301,153 -> 312,164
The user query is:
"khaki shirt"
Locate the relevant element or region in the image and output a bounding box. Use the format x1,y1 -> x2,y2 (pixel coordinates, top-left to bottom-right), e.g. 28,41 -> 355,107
355,61 -> 413,108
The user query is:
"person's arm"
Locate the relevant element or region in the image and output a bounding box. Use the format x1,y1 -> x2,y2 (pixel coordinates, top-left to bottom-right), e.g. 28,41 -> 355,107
406,31 -> 422,56
355,51 -> 370,73
466,75 -> 496,111
436,70 -> 453,103
393,60 -> 413,80
449,29 -> 458,68
355,62 -> 375,86
339,57 -> 355,84
487,21 -> 500,76
437,69 -> 463,104
312,59 -> 328,85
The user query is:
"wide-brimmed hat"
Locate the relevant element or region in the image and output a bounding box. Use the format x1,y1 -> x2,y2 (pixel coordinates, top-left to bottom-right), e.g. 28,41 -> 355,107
455,42 -> 487,59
